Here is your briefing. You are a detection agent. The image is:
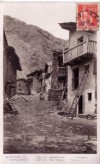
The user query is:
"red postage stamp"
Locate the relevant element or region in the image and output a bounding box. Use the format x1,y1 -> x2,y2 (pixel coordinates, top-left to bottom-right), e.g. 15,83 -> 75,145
77,3 -> 99,30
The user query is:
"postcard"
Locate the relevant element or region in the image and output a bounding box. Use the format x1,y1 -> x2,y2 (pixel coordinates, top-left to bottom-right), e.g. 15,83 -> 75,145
0,1 -> 100,164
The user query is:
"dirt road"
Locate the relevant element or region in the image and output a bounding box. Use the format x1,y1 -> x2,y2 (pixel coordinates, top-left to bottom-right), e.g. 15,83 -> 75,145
4,95 -> 97,154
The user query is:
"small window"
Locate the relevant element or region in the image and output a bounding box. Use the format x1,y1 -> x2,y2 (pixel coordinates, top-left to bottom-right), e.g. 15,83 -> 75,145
88,93 -> 92,101
77,36 -> 83,44
19,84 -> 21,87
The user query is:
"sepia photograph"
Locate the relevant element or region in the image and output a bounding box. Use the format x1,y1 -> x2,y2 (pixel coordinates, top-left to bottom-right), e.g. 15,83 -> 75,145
3,2 -> 97,155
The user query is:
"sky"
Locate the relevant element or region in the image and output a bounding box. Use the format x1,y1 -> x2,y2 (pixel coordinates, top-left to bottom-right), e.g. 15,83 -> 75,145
2,2 -> 76,40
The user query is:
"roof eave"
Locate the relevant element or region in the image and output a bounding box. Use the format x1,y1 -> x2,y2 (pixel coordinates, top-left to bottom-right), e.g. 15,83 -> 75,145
59,22 -> 77,31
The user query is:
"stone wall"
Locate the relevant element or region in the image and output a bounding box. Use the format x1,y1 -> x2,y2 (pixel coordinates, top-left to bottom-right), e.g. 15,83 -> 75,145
4,43 -> 17,98
48,88 -> 63,101
29,77 -> 41,94
17,80 -> 29,95
49,52 -> 68,102
51,55 -> 59,89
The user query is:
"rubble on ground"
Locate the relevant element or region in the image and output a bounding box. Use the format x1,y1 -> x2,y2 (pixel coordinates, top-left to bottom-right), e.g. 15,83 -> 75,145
4,94 -> 18,115
11,94 -> 28,102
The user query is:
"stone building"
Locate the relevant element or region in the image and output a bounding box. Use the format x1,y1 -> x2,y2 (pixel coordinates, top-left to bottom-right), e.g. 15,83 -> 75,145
16,78 -> 29,95
48,51 -> 67,101
3,31 -> 22,98
60,22 -> 97,115
27,70 -> 42,94
44,62 -> 52,93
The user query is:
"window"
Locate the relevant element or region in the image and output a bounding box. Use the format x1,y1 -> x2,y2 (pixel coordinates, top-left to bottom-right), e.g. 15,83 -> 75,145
88,93 -> 92,101
77,36 -> 83,44
72,68 -> 79,90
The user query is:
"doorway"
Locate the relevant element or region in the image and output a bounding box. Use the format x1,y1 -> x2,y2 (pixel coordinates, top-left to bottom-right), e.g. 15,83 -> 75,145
57,56 -> 63,67
78,95 -> 83,114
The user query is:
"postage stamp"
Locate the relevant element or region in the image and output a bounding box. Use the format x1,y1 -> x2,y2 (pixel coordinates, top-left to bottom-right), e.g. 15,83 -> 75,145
76,3 -> 99,30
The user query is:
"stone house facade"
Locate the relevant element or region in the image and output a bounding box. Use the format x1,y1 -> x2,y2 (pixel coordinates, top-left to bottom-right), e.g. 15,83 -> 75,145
16,78 -> 29,95
48,51 -> 67,101
44,62 -> 52,93
60,22 -> 97,115
27,70 -> 42,94
3,31 -> 22,98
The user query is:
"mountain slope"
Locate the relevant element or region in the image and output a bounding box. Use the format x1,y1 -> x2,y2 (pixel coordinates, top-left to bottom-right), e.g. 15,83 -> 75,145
4,15 -> 68,78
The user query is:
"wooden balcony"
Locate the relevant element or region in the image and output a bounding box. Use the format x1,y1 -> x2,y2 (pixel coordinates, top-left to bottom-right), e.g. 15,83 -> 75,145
58,67 -> 66,77
63,40 -> 97,66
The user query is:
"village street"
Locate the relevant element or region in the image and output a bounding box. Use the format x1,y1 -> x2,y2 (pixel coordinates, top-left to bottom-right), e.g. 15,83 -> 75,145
4,94 -> 97,154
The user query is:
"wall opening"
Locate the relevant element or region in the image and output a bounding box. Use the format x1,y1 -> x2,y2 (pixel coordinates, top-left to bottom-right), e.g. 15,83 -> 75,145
88,93 -> 92,101
58,77 -> 66,89
77,36 -> 83,44
57,56 -> 63,67
78,95 -> 83,114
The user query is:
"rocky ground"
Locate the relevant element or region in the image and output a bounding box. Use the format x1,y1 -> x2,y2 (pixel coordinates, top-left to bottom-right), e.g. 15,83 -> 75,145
4,94 -> 97,154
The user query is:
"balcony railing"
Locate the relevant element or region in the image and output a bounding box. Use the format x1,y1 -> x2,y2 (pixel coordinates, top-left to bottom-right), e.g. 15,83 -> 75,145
64,40 -> 97,65
58,67 -> 66,77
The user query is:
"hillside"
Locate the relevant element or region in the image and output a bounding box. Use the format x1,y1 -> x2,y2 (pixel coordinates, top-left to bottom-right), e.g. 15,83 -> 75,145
4,15 -> 68,78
